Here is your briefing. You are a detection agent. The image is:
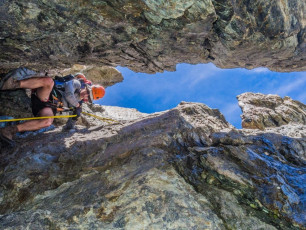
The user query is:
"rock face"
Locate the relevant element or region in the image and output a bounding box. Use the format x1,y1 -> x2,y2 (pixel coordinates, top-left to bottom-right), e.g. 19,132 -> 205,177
238,93 -> 306,130
0,1 -> 306,229
61,65 -> 124,87
0,95 -> 305,229
0,89 -> 33,120
0,0 -> 305,73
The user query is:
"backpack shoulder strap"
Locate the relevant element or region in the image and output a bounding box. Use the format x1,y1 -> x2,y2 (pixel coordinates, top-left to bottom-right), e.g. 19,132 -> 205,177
54,74 -> 75,82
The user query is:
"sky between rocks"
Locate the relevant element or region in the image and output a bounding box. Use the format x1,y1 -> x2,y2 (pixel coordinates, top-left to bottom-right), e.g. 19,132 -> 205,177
98,63 -> 306,128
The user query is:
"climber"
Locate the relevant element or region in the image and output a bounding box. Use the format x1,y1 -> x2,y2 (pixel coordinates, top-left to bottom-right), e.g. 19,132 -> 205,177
0,67 -> 105,146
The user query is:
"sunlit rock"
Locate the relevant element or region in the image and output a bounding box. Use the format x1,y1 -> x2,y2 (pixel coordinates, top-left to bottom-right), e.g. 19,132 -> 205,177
0,95 -> 305,229
0,1 -> 305,229
238,93 -> 306,130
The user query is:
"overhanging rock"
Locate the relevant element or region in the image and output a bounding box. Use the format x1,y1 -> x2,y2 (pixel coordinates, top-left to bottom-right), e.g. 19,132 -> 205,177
0,0 -> 305,73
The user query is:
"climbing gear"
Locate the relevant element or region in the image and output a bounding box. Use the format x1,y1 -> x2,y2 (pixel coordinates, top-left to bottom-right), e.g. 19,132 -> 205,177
0,114 -> 77,123
54,74 -> 75,84
50,95 -> 64,111
45,94 -> 68,113
81,112 -> 119,124
0,113 -> 118,124
48,76 -> 74,113
92,85 -> 105,100
0,126 -> 18,147
75,106 -> 82,118
51,74 -> 86,108
87,85 -> 105,102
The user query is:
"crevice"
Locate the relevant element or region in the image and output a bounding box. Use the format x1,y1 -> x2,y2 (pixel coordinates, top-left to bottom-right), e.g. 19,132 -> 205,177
129,43 -> 163,71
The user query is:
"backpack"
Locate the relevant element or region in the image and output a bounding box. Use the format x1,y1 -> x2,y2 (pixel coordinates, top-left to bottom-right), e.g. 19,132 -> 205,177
50,74 -> 86,112
53,74 -> 88,91
54,74 -> 75,90
48,74 -> 76,112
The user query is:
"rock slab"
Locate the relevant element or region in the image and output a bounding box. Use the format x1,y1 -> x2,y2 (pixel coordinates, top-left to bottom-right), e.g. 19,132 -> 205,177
0,95 -> 305,229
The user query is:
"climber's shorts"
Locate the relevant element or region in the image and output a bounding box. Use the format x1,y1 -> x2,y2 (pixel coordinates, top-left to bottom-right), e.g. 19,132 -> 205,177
31,94 -> 56,117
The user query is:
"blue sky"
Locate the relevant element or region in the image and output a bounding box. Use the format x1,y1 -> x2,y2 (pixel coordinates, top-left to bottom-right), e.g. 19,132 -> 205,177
97,63 -> 306,128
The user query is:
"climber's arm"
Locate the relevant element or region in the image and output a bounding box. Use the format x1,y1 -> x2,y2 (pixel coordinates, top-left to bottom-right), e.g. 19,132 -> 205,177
64,80 -> 81,107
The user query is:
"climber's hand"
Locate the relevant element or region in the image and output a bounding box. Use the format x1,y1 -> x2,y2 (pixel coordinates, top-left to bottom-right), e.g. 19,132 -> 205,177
75,106 -> 82,118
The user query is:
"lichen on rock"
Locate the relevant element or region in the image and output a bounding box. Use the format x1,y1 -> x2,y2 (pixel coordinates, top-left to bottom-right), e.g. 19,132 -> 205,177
0,0 -> 305,73
0,1 -> 306,229
238,92 -> 306,130
0,94 -> 305,229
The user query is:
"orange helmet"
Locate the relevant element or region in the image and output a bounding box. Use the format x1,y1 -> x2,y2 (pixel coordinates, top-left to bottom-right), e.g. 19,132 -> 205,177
88,85 -> 105,102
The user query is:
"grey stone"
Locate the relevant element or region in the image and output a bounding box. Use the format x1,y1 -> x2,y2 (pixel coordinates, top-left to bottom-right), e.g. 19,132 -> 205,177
0,95 -> 305,229
238,93 -> 306,130
0,0 -> 305,73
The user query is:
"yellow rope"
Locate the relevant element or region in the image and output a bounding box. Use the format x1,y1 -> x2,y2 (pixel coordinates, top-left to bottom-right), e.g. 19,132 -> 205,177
81,112 -> 119,124
0,112 -> 119,124
0,115 -> 77,122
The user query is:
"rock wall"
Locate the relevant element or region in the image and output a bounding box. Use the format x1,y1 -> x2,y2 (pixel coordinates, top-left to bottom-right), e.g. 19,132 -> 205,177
238,93 -> 306,130
60,65 -> 123,87
0,0 -> 305,73
1,1 -> 306,229
0,95 -> 305,229
0,89 -> 33,119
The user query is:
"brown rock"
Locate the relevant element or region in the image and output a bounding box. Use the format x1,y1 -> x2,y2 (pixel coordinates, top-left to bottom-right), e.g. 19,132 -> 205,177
0,0 -> 305,73
61,65 -> 123,87
0,100 -> 305,229
238,93 -> 306,130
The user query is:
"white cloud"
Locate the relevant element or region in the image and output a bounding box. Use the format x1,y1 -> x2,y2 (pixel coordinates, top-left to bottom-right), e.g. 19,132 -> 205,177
185,63 -> 221,88
251,67 -> 270,73
296,91 -> 306,103
275,76 -> 306,96
188,72 -> 213,88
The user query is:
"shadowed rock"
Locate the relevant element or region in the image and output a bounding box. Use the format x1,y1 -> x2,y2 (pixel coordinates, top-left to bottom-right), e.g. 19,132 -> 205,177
0,97 -> 305,229
0,1 -> 306,229
61,65 -> 124,87
0,0 -> 305,73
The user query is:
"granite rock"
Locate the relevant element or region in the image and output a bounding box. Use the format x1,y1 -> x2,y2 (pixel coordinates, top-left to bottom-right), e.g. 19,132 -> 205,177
0,0 -> 305,73
61,65 -> 123,88
0,96 -> 305,229
238,93 -> 306,130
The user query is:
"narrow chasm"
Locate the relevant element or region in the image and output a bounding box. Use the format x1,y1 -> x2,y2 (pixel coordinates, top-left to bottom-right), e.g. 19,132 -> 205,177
0,1 -> 306,229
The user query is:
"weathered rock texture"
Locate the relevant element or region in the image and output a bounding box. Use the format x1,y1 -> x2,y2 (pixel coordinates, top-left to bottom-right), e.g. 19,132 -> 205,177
0,0 -> 305,73
0,95 -> 305,229
61,64 -> 123,87
0,1 -> 306,229
0,89 -> 33,120
238,93 -> 306,130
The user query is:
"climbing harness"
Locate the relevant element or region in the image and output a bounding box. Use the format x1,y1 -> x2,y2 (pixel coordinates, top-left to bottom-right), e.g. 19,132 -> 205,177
44,95 -> 65,112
